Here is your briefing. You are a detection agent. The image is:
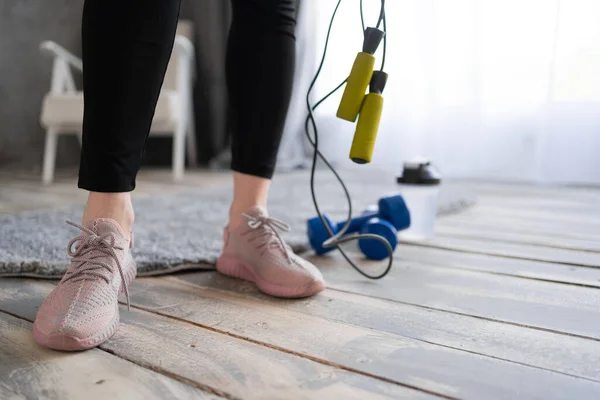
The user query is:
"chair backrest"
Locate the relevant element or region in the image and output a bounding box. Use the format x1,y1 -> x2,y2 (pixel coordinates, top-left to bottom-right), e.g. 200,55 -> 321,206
163,20 -> 195,91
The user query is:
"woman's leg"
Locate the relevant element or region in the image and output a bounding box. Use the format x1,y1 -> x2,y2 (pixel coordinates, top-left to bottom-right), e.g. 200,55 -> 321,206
79,0 -> 180,233
33,0 -> 181,351
226,0 -> 297,228
218,0 -> 325,298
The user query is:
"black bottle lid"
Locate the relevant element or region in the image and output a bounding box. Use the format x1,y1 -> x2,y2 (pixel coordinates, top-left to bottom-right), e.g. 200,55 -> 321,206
396,159 -> 441,185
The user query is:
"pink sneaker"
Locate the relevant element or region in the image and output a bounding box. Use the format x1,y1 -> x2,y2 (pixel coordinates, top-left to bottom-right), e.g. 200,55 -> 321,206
33,218 -> 136,351
217,207 -> 325,298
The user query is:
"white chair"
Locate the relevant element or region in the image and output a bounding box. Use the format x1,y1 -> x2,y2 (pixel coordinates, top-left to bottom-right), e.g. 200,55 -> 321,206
39,20 -> 197,184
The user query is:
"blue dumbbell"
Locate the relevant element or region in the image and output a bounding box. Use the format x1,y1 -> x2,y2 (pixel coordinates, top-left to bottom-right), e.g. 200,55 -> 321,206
307,195 -> 410,255
358,217 -> 399,260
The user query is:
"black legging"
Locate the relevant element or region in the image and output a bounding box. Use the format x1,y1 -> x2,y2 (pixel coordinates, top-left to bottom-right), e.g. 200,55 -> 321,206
78,0 -> 297,192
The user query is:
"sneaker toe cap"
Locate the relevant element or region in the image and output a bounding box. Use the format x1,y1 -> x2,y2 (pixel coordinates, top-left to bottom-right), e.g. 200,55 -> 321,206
33,284 -> 118,342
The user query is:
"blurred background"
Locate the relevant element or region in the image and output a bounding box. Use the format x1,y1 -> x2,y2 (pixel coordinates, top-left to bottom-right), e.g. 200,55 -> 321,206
1,0 -> 599,185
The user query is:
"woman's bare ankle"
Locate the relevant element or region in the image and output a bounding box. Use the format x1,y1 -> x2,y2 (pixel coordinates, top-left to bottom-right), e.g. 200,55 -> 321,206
82,192 -> 135,234
228,172 -> 271,228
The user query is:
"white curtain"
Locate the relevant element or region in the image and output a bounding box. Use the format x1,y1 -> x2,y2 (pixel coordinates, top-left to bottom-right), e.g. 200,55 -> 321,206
290,0 -> 600,185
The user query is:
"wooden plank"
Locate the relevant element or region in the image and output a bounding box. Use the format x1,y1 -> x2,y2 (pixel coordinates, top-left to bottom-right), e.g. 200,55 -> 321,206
475,193 -> 600,215
137,168 -> 232,189
439,183 -> 600,239
149,274 -> 600,398
437,212 -> 600,242
443,209 -> 600,238
0,311 -> 215,400
0,186 -> 87,214
464,182 -> 600,203
295,252 -> 600,339
402,235 -> 600,267
475,192 -> 600,213
124,275 -> 600,398
0,168 -> 230,188
467,204 -> 600,226
0,169 -> 231,215
172,272 -> 600,381
434,222 -> 600,253
0,279 -> 435,400
170,272 -> 600,382
318,254 -> 600,337
398,245 -> 600,288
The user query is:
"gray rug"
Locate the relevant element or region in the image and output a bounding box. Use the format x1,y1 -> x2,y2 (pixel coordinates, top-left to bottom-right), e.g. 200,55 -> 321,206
0,170 -> 475,278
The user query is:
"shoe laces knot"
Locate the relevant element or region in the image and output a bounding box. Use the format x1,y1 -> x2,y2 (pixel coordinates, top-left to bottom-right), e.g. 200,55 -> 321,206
64,221 -> 131,310
242,213 -> 293,264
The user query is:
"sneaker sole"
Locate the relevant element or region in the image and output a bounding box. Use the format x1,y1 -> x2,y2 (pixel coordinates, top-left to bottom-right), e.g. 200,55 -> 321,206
216,254 -> 325,298
32,264 -> 137,351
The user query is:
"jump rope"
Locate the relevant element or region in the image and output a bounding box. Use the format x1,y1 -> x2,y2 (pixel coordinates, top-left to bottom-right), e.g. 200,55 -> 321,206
305,0 -> 392,279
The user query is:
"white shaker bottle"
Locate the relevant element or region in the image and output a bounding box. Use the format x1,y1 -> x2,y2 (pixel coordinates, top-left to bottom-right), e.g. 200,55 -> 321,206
396,159 -> 441,240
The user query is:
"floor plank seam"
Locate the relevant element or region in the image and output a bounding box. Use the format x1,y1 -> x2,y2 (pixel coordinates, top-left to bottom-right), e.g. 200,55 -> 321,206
394,260 -> 600,289
433,233 -> 600,254
150,278 -> 600,382
0,308 -> 233,400
402,242 -> 600,269
326,287 -> 600,343
438,268 -> 600,289
125,289 -> 600,385
99,345 -> 238,400
128,303 -> 456,400
377,329 -> 600,384
0,308 -> 35,327
165,275 -> 600,344
436,222 -> 600,242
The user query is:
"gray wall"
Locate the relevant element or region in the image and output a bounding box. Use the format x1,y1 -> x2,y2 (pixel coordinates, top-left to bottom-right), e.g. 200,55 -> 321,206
0,0 -> 84,170
0,0 -> 230,171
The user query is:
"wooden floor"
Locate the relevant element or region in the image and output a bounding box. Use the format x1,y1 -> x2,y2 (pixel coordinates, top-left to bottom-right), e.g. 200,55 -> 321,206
2,169 -> 600,399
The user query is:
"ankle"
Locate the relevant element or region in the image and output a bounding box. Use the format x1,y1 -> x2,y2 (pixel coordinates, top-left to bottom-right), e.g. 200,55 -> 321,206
82,192 -> 135,234
229,172 -> 270,228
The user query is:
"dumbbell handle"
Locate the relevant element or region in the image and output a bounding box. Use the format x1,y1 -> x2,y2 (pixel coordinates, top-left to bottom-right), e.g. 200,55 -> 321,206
334,210 -> 378,234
